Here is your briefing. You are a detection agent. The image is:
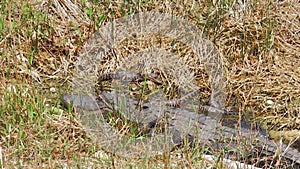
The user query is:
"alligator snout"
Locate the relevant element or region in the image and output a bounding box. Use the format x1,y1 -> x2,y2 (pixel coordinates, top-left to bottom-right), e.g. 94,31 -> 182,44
62,94 -> 104,111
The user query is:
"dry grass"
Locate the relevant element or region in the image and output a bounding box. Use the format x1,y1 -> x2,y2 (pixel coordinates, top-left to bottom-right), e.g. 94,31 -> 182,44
0,0 -> 300,168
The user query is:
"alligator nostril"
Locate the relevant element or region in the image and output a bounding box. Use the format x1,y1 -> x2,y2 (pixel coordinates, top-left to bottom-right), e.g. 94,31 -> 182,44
142,105 -> 149,109
62,94 -> 73,107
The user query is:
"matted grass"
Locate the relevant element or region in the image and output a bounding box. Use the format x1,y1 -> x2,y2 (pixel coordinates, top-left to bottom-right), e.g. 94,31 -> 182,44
0,0 -> 299,168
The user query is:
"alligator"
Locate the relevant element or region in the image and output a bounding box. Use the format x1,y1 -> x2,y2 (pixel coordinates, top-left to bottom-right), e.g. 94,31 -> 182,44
63,71 -> 300,168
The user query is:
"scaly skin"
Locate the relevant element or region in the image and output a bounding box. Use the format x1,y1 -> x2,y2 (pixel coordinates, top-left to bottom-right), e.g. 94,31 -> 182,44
166,107 -> 300,168
66,71 -> 300,167
62,91 -> 300,168
98,70 -> 163,84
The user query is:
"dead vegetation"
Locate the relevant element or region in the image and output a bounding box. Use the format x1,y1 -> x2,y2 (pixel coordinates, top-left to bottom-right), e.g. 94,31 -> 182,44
0,0 -> 299,168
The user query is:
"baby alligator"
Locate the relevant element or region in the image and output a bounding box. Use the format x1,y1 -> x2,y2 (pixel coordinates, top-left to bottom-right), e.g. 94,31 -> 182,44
98,70 -> 237,116
98,70 -> 163,84
62,91 -> 300,168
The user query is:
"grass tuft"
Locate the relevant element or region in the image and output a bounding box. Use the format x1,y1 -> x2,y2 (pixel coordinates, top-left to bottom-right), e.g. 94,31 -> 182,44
0,0 -> 299,168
